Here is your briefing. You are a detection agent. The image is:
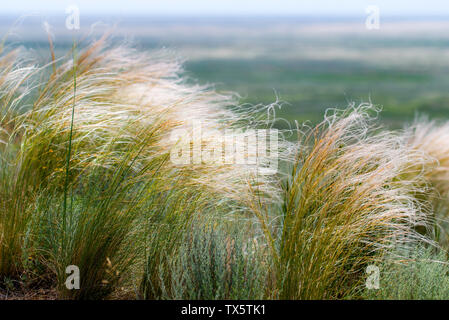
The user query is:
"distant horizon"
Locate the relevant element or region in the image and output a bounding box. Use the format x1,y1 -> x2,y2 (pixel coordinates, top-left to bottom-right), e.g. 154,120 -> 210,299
1,0 -> 449,17
1,13 -> 449,21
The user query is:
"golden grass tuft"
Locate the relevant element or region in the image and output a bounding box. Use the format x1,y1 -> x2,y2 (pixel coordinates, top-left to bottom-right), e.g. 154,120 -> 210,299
251,105 -> 433,299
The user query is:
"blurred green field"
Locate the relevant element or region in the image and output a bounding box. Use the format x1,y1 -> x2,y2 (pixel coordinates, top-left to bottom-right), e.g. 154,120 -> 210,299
177,23 -> 449,128
186,57 -> 449,128
5,16 -> 449,128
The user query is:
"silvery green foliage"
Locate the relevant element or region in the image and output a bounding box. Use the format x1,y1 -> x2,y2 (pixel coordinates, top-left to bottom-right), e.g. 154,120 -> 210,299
364,246 -> 449,300
162,219 -> 268,300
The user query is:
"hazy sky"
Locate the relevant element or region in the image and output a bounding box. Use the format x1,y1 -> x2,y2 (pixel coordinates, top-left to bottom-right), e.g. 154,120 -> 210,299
1,0 -> 448,16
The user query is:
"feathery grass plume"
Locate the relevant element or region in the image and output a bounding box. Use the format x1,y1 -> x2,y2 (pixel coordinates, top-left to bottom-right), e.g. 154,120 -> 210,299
249,104 -> 432,299
0,47 -> 38,280
405,120 -> 449,244
18,36 -> 286,204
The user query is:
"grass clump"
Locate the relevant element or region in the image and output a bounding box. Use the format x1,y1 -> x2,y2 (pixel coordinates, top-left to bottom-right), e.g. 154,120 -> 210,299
251,105 -> 432,299
0,36 -> 280,299
34,132 -> 172,299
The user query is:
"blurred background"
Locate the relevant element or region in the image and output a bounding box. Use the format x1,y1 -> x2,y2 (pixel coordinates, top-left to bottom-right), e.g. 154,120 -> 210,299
2,0 -> 449,128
